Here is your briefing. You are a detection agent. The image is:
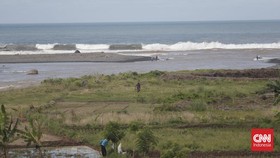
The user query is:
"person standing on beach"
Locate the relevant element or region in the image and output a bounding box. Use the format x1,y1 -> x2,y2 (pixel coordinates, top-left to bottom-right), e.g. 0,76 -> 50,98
100,138 -> 109,157
136,82 -> 141,92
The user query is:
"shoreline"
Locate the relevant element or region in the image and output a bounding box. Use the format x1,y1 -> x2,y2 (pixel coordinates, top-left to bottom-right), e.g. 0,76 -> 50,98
0,67 -> 279,92
0,52 -> 152,63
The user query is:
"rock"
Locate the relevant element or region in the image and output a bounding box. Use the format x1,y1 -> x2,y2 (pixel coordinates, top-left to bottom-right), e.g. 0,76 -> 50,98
53,44 -> 76,50
4,44 -> 38,51
74,50 -> 81,53
109,44 -> 142,50
27,69 -> 39,75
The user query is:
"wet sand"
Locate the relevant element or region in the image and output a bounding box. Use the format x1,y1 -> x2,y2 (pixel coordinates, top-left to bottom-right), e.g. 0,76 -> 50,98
0,53 -> 152,63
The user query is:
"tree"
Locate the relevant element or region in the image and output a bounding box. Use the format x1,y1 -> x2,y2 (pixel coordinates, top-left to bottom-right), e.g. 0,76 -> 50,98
0,104 -> 19,158
18,118 -> 44,158
136,128 -> 158,155
104,122 -> 125,151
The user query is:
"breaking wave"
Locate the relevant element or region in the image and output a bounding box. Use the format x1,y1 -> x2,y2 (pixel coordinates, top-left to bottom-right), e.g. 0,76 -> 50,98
32,42 -> 280,51
142,42 -> 280,51
76,44 -> 109,50
1,42 -> 280,54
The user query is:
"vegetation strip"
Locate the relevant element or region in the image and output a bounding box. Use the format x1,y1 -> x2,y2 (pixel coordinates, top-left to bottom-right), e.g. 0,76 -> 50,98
1,69 -> 280,157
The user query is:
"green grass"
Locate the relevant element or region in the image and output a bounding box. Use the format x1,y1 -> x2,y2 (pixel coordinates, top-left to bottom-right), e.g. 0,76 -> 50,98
0,70 -> 279,157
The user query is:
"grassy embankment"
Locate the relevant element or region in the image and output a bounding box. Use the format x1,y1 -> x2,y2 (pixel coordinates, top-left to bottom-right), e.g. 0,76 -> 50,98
1,69 -> 280,157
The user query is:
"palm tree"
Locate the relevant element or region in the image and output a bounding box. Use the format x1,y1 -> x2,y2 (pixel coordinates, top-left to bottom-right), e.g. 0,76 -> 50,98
0,104 -> 19,158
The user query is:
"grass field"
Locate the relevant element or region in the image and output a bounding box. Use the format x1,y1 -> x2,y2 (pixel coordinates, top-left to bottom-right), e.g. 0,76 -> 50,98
1,69 -> 280,157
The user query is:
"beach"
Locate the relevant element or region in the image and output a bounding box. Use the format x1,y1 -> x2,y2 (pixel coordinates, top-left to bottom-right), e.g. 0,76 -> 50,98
0,52 -> 152,63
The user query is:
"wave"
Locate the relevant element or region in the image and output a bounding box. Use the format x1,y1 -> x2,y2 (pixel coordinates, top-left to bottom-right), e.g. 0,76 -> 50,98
143,42 -> 280,51
76,44 -> 109,50
36,44 -> 56,50
28,42 -> 280,51
1,42 -> 280,53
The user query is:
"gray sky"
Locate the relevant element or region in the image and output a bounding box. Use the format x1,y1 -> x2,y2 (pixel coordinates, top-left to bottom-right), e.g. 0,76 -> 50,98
0,0 -> 280,24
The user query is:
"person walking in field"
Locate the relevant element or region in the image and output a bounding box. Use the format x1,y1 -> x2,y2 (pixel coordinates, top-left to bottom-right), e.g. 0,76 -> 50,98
100,138 -> 109,157
136,82 -> 141,92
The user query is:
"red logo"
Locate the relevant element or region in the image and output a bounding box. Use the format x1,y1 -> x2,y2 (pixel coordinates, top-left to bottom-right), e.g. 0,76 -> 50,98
251,128 -> 274,152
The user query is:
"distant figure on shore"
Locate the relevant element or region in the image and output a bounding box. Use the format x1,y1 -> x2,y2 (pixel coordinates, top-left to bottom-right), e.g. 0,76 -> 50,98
151,56 -> 159,61
74,50 -> 81,53
136,82 -> 141,92
99,138 -> 109,157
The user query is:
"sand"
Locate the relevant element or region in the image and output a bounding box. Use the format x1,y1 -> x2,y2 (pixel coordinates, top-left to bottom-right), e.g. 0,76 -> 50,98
0,53 -> 152,63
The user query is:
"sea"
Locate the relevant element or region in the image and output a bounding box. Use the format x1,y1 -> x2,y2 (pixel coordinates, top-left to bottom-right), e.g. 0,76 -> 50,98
1,20 -> 280,89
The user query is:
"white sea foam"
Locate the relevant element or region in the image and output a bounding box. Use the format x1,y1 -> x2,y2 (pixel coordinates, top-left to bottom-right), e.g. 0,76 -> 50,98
143,42 -> 280,51
118,52 -> 168,57
0,86 -> 11,90
36,44 -> 56,50
1,42 -> 280,55
76,44 -> 109,51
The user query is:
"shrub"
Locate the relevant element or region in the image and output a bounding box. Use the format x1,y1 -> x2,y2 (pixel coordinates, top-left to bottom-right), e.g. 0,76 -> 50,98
104,122 -> 125,150
136,128 -> 158,155
267,80 -> 280,105
41,78 -> 64,85
0,105 -> 19,158
19,118 -> 44,158
129,121 -> 144,132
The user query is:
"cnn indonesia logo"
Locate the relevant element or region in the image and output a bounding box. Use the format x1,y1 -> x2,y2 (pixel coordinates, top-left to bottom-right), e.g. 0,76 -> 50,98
251,128 -> 274,152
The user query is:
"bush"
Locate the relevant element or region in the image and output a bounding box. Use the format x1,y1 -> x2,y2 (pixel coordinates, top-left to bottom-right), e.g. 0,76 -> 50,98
129,121 -> 144,132
267,80 -> 280,104
104,122 -> 125,148
136,128 -> 158,154
42,78 -> 64,85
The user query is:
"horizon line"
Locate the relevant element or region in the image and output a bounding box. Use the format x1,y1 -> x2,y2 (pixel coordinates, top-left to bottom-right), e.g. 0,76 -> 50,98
0,19 -> 280,25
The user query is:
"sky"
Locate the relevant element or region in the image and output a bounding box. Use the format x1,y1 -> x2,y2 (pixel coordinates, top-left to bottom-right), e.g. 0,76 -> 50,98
0,0 -> 280,24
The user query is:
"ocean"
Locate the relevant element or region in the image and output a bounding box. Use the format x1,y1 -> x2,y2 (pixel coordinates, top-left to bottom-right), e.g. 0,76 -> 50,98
0,20 -> 280,89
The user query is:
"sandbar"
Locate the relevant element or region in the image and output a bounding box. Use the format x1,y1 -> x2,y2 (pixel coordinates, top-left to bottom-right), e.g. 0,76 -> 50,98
0,53 -> 152,63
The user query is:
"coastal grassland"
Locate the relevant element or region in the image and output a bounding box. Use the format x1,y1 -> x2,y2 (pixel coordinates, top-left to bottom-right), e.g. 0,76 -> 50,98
1,69 -> 280,157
